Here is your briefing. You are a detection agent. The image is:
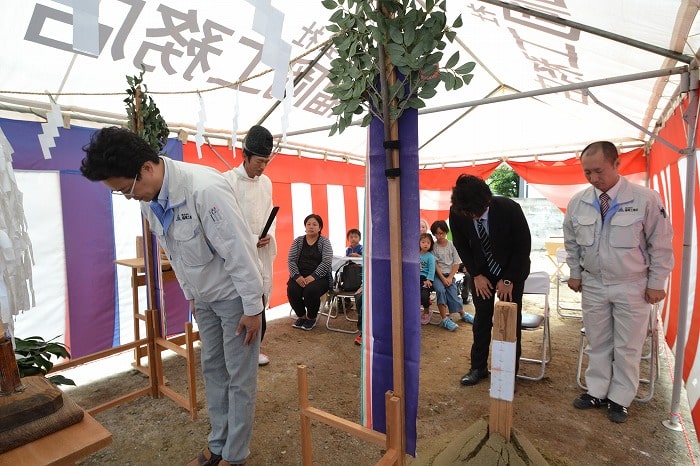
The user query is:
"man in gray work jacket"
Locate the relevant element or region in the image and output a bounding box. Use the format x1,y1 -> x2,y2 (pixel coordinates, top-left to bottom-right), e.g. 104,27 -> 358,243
81,127 -> 263,466
564,141 -> 673,424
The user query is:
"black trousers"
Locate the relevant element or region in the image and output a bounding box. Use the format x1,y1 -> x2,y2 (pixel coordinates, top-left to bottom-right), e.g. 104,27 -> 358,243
470,276 -> 524,373
287,277 -> 329,319
355,290 -> 363,331
420,275 -> 433,308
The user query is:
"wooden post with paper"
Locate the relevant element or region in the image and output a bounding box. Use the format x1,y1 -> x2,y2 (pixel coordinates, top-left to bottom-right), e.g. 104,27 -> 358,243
489,301 -> 517,440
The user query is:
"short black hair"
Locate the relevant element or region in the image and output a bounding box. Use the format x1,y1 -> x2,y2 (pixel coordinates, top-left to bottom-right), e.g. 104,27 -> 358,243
346,228 -> 361,239
80,126 -> 160,181
451,174 -> 492,218
581,141 -> 618,164
304,213 -> 324,231
430,220 -> 449,235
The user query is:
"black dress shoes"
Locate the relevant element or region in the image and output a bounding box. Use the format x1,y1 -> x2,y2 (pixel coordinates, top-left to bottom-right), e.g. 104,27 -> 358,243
460,368 -> 489,386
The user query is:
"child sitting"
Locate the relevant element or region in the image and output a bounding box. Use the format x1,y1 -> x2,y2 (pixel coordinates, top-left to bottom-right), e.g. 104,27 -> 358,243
419,233 -> 436,325
345,228 -> 363,256
431,220 -> 474,330
344,228 -> 363,309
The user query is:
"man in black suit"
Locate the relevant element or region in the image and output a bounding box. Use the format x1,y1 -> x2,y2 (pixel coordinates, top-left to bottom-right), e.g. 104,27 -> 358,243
449,175 -> 531,386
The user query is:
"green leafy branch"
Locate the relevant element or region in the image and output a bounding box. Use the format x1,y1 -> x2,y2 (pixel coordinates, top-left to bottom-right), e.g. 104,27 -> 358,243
323,0 -> 475,135
124,66 -> 170,153
14,335 -> 75,386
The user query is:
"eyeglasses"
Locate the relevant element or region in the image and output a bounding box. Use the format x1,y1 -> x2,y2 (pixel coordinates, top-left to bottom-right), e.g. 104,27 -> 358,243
111,173 -> 138,198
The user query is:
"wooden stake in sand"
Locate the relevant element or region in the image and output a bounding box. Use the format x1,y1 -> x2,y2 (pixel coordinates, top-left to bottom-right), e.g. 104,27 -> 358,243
489,301 -> 517,440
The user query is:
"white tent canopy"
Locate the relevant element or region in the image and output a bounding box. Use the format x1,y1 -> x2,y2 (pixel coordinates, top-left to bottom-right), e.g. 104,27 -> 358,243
2,0 -> 700,444
1,0 -> 698,165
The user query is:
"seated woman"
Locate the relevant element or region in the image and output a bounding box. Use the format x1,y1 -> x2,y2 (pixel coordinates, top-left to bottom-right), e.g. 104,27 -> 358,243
287,213 -> 333,331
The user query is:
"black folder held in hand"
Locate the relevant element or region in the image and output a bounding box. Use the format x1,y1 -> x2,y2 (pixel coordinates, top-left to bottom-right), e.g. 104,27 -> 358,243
260,206 -> 279,238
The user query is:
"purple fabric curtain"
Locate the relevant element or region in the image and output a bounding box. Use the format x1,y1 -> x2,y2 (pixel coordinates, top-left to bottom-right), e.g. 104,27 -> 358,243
365,108 -> 420,455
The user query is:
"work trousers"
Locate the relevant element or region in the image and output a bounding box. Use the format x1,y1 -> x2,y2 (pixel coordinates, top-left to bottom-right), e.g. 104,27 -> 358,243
195,297 -> 260,464
581,273 -> 650,407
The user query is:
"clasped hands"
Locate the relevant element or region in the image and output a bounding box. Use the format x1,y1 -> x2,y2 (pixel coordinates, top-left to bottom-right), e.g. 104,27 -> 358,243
296,275 -> 316,287
473,275 -> 513,301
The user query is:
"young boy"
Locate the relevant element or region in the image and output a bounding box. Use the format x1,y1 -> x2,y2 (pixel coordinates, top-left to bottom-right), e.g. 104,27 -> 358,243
345,228 -> 363,256
343,228 -> 363,309
431,220 -> 474,330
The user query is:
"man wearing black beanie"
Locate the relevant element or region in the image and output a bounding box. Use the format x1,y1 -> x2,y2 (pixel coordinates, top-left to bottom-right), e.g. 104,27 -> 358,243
225,125 -> 276,367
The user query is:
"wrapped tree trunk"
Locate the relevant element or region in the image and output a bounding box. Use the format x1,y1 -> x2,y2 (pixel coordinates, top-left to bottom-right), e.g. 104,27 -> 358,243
0,334 -> 22,395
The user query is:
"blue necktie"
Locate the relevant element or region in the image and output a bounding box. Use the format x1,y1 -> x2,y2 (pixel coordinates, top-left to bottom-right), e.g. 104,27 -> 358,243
149,200 -> 175,234
477,219 -> 501,276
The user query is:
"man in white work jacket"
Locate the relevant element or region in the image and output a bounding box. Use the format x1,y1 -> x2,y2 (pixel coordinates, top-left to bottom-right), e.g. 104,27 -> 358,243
563,141 -> 673,424
81,127 -> 263,466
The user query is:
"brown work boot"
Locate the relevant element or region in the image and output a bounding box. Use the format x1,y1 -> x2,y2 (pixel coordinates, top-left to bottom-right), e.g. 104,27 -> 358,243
186,447 -> 221,466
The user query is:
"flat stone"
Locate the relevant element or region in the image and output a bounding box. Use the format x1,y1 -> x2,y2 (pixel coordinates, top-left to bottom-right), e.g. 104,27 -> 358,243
0,375 -> 64,433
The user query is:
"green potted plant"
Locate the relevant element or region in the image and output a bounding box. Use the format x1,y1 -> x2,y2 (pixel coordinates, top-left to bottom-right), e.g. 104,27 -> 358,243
14,336 -> 75,386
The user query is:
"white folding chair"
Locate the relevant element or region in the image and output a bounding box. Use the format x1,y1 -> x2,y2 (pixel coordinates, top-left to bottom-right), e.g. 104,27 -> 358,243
553,247 -> 582,319
517,271 -> 552,381
576,304 -> 659,402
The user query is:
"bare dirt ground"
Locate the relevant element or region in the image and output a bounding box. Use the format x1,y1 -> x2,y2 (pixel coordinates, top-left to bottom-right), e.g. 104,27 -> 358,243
59,281 -> 699,466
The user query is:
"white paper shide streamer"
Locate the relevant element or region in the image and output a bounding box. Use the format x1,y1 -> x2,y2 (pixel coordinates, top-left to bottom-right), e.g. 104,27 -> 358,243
232,87 -> 240,159
196,94 -> 207,159
38,100 -> 63,160
0,128 -> 35,335
281,68 -> 294,144
247,0 -> 292,100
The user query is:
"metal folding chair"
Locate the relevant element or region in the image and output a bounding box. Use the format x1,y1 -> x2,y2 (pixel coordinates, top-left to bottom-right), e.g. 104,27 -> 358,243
553,247 -> 582,319
517,271 -> 552,381
322,262 -> 360,334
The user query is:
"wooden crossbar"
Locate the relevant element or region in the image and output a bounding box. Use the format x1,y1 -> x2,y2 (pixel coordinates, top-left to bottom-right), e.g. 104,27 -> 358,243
297,364 -> 403,466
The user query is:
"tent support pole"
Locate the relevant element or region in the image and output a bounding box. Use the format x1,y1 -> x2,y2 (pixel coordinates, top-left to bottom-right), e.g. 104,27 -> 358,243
420,67 -> 689,116
664,66 -> 699,431
585,90 -> 684,154
479,0 -> 692,64
419,84 -> 505,151
255,42 -> 333,127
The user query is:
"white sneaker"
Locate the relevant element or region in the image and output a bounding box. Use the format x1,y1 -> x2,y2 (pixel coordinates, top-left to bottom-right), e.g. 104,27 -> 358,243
258,352 -> 270,366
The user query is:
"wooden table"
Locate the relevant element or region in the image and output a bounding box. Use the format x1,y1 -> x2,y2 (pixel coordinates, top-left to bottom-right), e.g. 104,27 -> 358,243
0,412 -> 111,465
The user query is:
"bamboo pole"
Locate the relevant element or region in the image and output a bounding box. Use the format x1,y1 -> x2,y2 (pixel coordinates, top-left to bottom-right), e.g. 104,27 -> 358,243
376,1 -> 406,461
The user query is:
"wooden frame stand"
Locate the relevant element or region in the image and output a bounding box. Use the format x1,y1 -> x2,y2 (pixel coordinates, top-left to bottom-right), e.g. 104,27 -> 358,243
297,364 -> 403,465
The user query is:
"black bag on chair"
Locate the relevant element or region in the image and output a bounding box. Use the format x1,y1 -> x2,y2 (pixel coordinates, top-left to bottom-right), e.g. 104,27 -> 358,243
338,261 -> 362,292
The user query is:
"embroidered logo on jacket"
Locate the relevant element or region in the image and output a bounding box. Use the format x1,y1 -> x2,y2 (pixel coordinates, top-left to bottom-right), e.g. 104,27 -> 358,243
620,206 -> 638,213
176,212 -> 192,221
209,206 -> 223,222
